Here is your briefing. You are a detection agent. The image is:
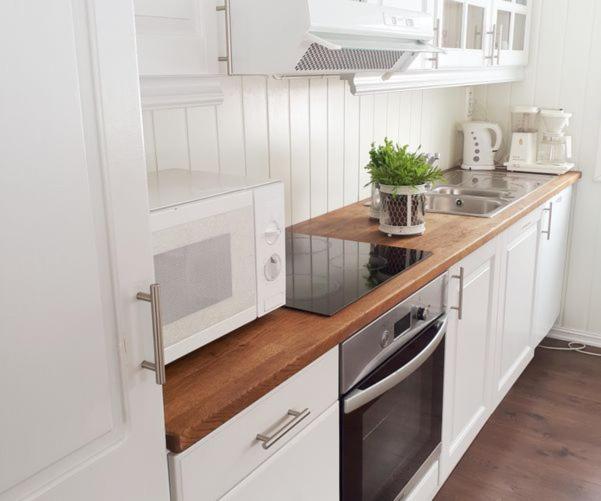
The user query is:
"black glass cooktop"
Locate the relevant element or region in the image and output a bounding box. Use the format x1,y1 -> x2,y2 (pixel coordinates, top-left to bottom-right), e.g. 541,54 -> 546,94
285,232 -> 431,316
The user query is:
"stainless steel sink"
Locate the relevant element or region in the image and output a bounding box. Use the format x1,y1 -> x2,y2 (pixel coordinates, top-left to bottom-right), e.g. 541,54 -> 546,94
425,194 -> 505,217
426,170 -> 554,218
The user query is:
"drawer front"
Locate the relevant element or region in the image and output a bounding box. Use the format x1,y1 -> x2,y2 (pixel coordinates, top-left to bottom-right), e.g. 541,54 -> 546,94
222,403 -> 340,501
169,348 -> 339,501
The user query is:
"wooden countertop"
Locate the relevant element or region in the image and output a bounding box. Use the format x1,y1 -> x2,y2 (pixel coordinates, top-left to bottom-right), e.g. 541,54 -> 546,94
163,171 -> 581,453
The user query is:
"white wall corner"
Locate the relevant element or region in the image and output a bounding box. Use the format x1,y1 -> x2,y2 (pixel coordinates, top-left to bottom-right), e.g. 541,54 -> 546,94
548,326 -> 601,348
140,75 -> 223,110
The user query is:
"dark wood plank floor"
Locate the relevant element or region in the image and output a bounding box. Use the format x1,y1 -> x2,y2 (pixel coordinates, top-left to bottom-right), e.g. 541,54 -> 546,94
436,340 -> 601,501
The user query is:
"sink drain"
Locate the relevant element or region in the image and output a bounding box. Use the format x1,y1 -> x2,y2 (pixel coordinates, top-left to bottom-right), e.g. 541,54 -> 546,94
456,199 -> 464,207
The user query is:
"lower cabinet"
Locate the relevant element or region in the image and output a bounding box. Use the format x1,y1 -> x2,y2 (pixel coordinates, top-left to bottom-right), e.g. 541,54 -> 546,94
168,348 -> 339,501
493,209 -> 542,405
532,186 -> 573,345
440,239 -> 499,482
222,403 -> 339,501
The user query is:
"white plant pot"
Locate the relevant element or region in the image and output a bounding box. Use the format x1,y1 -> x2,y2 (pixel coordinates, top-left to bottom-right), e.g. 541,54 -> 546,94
379,184 -> 427,236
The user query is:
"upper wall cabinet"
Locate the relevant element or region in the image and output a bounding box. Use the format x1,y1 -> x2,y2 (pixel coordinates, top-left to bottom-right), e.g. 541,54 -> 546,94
134,0 -> 223,109
436,0 -> 493,68
491,0 -> 531,66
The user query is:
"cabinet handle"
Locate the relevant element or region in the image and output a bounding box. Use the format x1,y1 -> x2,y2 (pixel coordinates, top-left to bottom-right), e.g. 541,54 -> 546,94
484,24 -> 496,62
451,267 -> 465,320
256,408 -> 311,450
137,284 -> 166,385
216,0 -> 232,72
542,202 -> 554,241
426,18 -> 441,69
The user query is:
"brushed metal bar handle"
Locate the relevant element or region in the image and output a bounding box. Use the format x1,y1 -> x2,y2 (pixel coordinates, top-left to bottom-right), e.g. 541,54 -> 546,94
426,18 -> 441,69
137,284 -> 166,385
256,408 -> 310,450
451,267 -> 465,320
216,0 -> 232,70
542,202 -> 554,241
484,24 -> 496,61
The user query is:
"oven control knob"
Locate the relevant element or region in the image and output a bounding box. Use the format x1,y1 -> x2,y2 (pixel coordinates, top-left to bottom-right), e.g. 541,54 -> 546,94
380,330 -> 393,348
264,221 -> 282,245
264,253 -> 282,282
415,306 -> 429,321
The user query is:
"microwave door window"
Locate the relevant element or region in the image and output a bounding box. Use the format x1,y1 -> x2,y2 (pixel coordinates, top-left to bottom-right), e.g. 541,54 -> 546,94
155,234 -> 233,324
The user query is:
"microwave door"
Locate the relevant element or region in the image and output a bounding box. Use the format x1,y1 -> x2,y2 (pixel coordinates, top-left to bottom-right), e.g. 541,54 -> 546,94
151,191 -> 258,363
341,316 -> 446,501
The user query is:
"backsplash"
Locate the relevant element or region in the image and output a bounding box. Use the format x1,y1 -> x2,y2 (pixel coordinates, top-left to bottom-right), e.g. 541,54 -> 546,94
142,76 -> 466,226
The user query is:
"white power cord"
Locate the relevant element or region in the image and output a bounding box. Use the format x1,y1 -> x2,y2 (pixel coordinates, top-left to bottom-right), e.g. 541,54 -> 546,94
539,341 -> 601,357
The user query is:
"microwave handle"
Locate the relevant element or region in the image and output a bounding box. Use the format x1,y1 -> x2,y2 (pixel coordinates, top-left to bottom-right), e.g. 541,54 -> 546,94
343,314 -> 447,415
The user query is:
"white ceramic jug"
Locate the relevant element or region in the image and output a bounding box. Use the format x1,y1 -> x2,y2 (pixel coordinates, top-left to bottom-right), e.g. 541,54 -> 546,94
461,122 -> 502,170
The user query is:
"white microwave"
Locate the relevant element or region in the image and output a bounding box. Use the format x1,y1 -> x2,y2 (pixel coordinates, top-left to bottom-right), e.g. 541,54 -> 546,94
147,169 -> 286,364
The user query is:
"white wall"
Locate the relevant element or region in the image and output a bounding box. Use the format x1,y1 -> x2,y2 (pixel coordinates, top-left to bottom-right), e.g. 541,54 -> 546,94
474,0 -> 601,335
142,77 -> 466,226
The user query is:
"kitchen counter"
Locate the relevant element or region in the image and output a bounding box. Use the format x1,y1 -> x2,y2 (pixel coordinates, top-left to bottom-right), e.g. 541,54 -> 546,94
163,170 -> 581,453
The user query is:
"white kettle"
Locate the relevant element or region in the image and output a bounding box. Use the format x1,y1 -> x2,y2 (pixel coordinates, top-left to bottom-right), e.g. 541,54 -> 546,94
461,122 -> 503,170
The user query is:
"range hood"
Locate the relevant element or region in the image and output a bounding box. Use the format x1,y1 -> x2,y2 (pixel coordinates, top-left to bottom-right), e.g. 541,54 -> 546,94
225,0 -> 439,78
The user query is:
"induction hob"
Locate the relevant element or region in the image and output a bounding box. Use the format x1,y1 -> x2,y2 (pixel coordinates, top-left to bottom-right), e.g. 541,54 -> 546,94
285,232 -> 431,316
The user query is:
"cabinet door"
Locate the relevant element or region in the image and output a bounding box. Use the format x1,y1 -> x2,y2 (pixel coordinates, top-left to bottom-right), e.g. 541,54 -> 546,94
532,186 -> 574,345
491,0 -> 531,66
494,212 -> 541,405
440,239 -> 499,482
435,0 -> 492,68
0,1 -> 169,500
222,404 -> 339,501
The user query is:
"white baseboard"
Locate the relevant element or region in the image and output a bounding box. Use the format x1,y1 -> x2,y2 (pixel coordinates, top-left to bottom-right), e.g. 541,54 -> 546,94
548,326 -> 601,348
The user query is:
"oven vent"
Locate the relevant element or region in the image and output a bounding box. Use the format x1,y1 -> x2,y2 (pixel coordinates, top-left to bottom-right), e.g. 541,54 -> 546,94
295,44 -> 405,72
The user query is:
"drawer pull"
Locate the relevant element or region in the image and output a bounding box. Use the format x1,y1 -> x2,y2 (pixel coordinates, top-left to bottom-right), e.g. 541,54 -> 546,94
542,202 -> 554,241
451,267 -> 465,320
256,408 -> 310,449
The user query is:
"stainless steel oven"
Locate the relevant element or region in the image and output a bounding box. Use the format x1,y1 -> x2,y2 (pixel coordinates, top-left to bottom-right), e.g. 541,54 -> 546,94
340,273 -> 447,501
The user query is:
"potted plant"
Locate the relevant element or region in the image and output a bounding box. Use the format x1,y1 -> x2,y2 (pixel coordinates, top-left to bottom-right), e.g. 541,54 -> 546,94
366,139 -> 445,236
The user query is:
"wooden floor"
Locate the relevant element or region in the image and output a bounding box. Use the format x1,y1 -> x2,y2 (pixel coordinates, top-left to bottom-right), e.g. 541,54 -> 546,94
436,340 -> 601,501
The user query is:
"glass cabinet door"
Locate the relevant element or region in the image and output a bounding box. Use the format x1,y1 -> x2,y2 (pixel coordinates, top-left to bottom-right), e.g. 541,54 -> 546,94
435,0 -> 493,69
492,0 -> 530,66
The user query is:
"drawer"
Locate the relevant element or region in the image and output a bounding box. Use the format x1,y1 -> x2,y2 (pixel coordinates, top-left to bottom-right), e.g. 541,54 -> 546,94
503,206 -> 542,242
168,347 -> 339,501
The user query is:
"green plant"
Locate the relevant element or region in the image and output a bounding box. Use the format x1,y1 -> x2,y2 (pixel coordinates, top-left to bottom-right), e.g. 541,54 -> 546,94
365,138 -> 445,188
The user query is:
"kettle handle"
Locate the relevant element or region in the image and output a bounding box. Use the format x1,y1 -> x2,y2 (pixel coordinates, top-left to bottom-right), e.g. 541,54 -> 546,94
488,123 -> 503,152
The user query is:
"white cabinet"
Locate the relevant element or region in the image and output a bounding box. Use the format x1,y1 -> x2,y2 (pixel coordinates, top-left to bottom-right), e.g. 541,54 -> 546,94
1,1 -> 169,499
493,209 -> 542,404
134,0 -> 223,108
435,0 -> 493,69
491,0 -> 531,66
168,348 -> 339,501
533,186 -> 574,345
440,238 -> 500,482
425,0 -> 531,71
223,403 -> 339,501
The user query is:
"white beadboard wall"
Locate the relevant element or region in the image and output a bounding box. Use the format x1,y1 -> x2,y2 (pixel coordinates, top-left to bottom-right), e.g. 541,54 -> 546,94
474,0 -> 601,335
142,77 -> 465,226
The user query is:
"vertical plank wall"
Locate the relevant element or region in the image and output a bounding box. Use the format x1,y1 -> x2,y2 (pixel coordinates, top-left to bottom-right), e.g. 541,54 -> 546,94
143,78 -> 465,226
474,0 -> 601,335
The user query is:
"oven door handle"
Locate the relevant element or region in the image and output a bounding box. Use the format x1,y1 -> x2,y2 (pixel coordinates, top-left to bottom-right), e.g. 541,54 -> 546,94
343,314 -> 447,415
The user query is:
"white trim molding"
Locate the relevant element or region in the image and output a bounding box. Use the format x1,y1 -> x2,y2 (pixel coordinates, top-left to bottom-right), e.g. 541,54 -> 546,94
140,75 -> 223,110
348,66 -> 525,95
548,326 -> 601,348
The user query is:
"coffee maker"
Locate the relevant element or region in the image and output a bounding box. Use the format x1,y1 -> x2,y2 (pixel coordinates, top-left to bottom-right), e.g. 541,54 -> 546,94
506,107 -> 575,175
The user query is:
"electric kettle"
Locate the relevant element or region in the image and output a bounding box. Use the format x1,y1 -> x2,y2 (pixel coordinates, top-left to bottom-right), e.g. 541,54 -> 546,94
461,122 -> 503,170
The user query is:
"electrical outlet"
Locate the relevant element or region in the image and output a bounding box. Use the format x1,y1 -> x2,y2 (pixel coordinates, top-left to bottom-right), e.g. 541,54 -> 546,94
465,86 -> 475,120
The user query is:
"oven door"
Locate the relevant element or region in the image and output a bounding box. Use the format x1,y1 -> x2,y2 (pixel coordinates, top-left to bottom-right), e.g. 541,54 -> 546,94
341,315 -> 447,501
151,191 -> 257,364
